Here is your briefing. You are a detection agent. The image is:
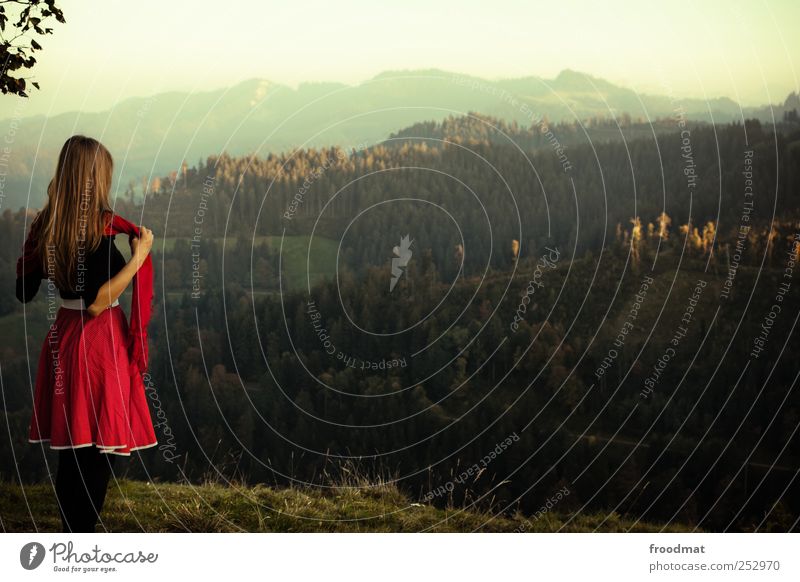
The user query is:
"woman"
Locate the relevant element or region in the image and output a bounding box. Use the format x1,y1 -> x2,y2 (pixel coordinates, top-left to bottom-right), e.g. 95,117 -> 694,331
15,135 -> 157,533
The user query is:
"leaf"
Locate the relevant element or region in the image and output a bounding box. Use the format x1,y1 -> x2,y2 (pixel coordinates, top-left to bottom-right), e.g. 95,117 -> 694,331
31,39 -> 42,51
32,81 -> 40,90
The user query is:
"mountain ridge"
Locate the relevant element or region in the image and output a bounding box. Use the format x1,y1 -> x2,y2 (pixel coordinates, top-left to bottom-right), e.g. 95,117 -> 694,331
1,69 -> 796,211
5,68 -> 791,126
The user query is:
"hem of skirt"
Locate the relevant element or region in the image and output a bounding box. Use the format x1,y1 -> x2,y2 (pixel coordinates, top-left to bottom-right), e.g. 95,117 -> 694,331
99,442 -> 160,456
28,438 -> 159,456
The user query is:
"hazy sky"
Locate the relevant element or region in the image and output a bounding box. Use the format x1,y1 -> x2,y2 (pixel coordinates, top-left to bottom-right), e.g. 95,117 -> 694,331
5,0 -> 799,117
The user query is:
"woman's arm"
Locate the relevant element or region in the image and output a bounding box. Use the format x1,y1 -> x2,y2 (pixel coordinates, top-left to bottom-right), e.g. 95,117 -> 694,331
16,271 -> 43,303
16,212 -> 45,303
86,226 -> 153,318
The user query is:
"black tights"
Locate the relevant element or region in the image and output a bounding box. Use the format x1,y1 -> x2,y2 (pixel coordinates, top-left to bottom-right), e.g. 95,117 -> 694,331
55,447 -> 116,533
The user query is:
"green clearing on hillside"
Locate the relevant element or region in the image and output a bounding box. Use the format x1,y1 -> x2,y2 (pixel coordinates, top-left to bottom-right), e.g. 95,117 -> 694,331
160,235 -> 339,292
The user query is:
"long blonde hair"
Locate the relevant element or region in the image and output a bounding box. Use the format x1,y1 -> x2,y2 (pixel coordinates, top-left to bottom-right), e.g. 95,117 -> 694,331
34,135 -> 114,291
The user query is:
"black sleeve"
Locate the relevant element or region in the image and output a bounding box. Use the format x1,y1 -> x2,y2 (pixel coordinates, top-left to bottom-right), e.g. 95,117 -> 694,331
81,236 -> 127,305
109,237 -> 127,275
16,271 -> 43,303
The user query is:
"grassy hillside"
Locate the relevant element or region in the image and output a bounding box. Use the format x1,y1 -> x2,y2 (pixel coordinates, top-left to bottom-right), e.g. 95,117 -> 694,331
0,479 -> 694,533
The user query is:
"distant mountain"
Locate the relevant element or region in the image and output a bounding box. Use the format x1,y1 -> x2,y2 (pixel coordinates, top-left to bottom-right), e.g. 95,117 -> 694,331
0,69 -> 795,211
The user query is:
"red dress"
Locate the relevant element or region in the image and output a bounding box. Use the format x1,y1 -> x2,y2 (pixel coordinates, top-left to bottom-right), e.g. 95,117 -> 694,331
17,211 -> 157,456
28,305 -> 158,455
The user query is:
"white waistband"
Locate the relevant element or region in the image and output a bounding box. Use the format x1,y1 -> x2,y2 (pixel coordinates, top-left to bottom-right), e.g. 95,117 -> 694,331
61,298 -> 120,310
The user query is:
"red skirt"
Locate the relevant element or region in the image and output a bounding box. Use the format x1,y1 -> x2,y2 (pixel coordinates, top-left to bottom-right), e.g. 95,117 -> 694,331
28,305 -> 158,456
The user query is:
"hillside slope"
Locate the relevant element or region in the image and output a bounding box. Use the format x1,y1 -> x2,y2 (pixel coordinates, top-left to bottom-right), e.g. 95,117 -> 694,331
0,479 -> 693,533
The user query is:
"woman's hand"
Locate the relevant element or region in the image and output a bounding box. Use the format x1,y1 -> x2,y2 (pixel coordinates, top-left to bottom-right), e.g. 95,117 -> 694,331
129,226 -> 154,269
86,302 -> 106,318
87,226 -> 154,318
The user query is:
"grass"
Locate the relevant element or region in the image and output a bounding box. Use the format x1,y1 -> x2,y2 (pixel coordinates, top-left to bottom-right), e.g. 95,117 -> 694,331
0,479 -> 694,533
267,234 -> 339,292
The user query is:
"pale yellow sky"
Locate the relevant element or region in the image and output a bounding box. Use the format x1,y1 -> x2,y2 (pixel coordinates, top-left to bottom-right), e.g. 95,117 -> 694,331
4,0 -> 799,117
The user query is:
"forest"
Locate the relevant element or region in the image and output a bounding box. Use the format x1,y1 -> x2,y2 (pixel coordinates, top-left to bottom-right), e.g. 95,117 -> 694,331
1,111 -> 799,531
